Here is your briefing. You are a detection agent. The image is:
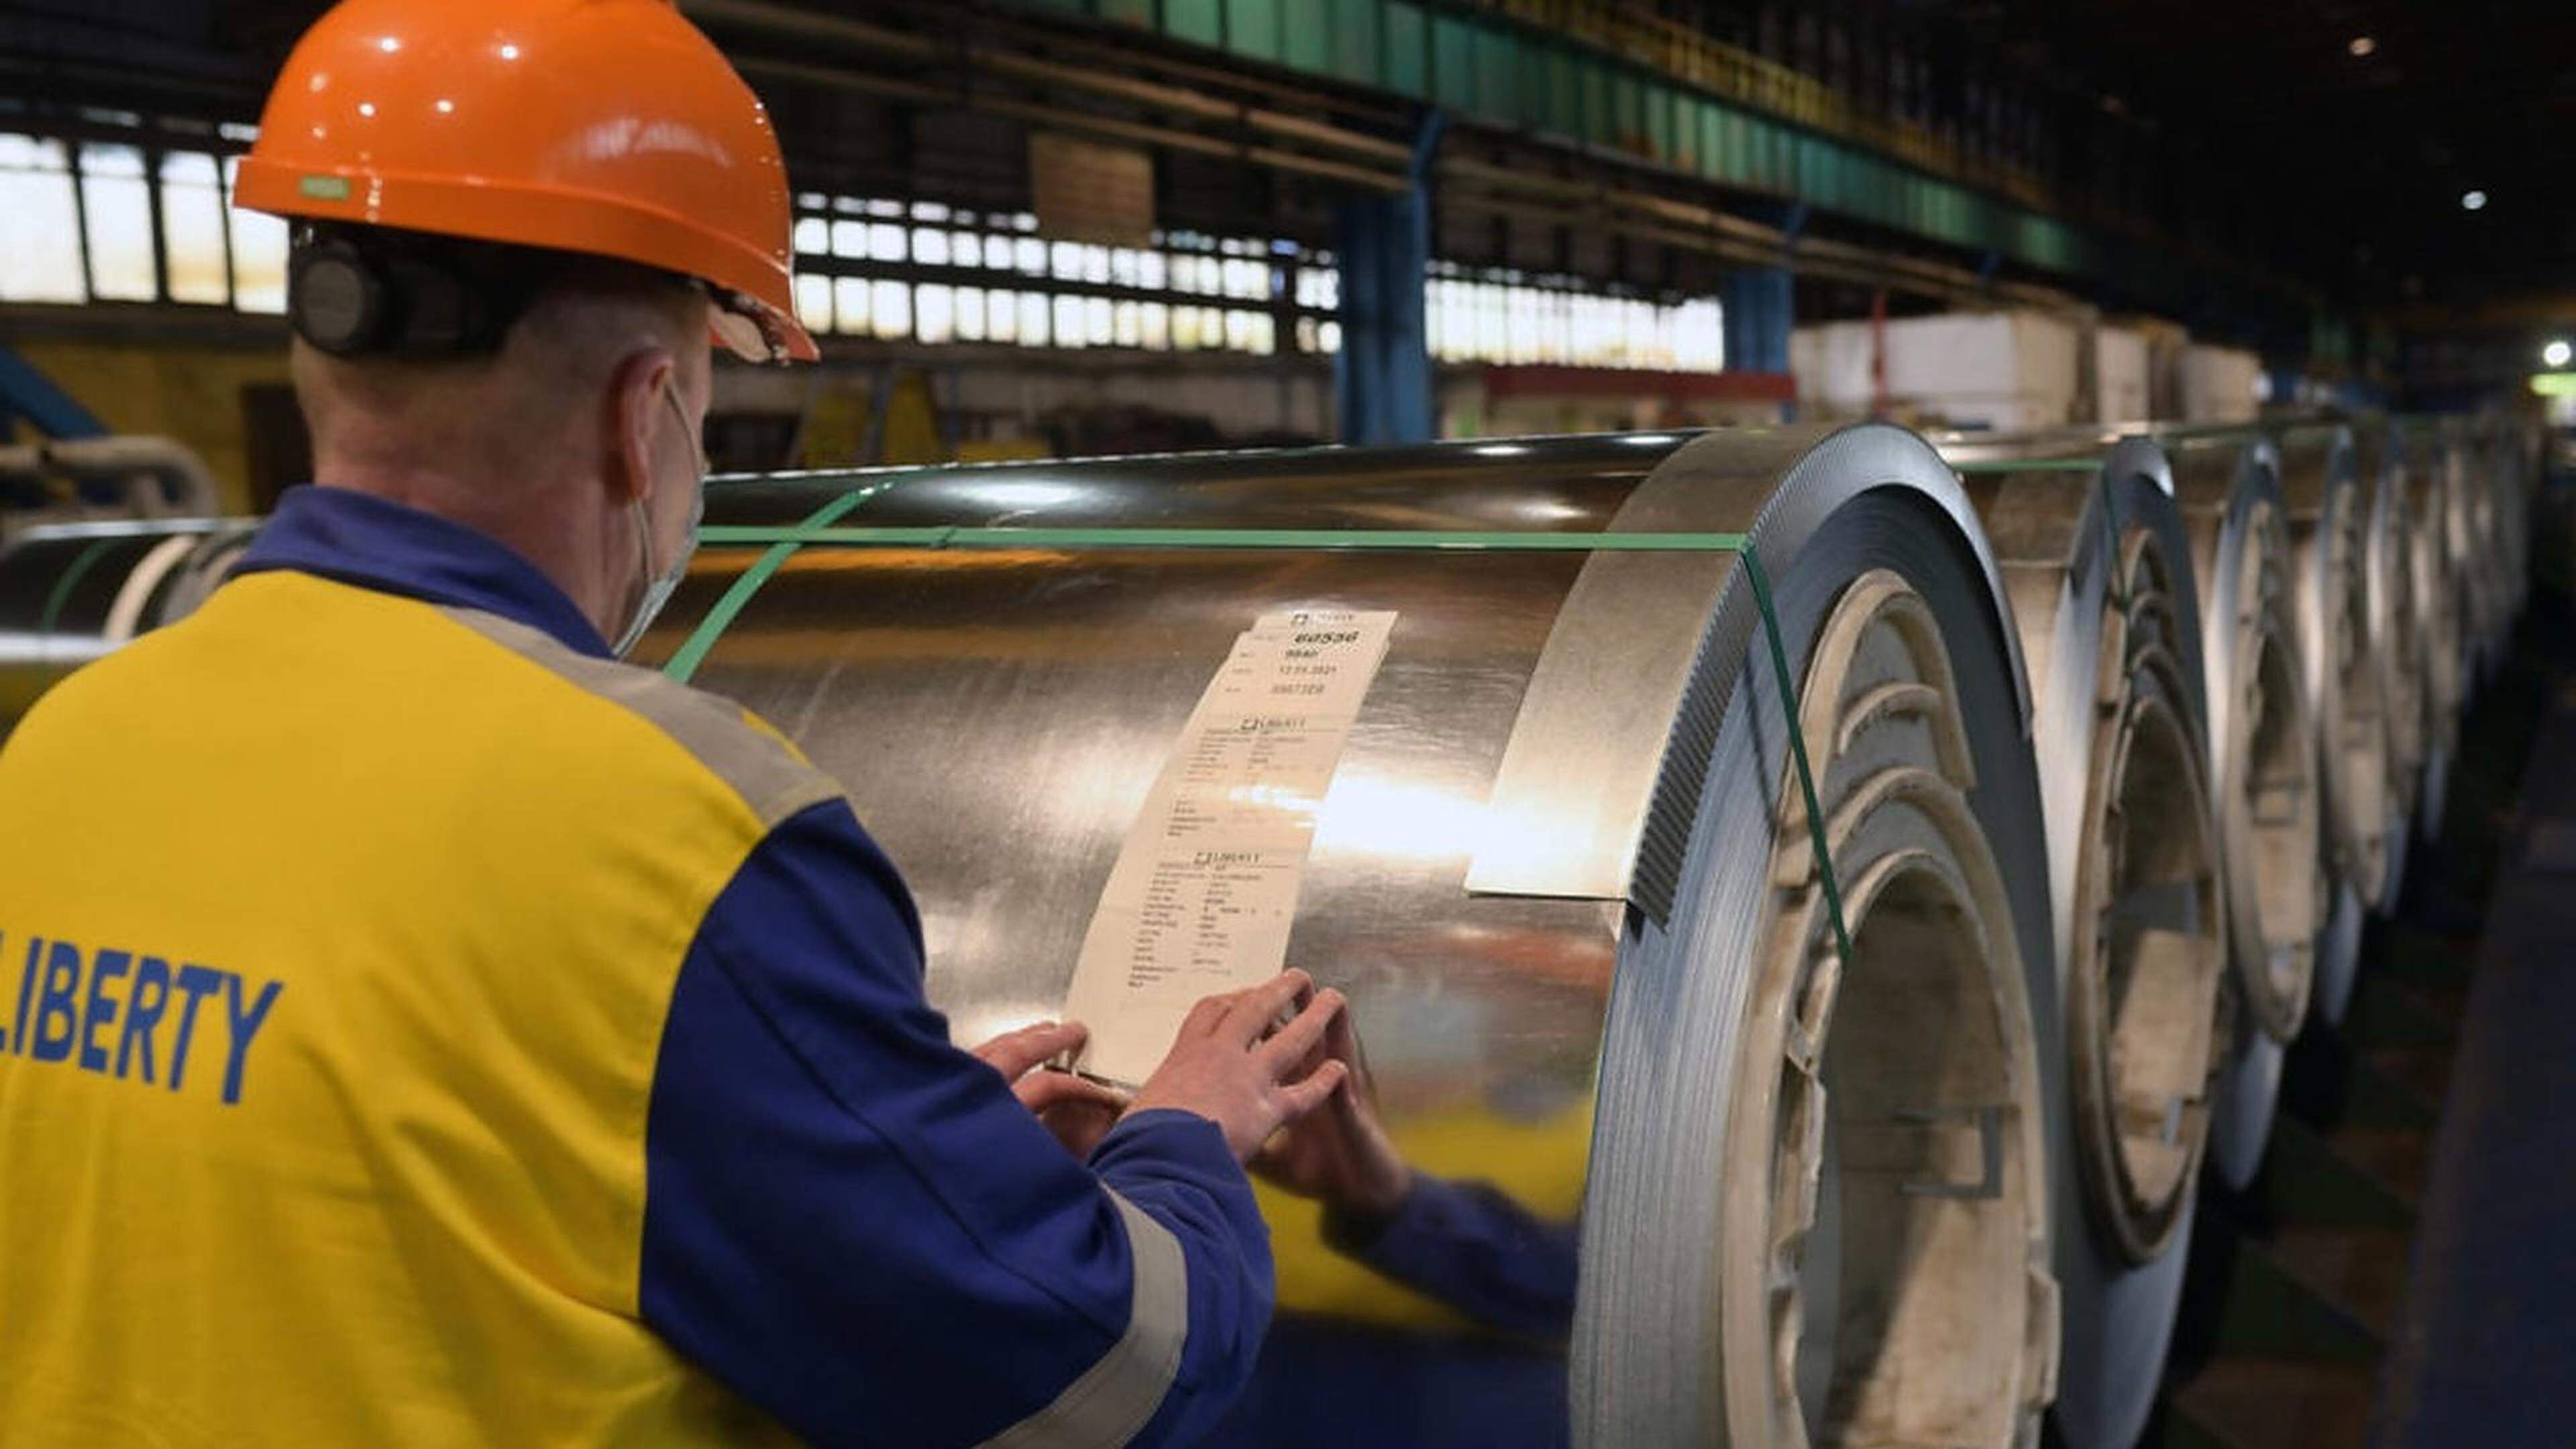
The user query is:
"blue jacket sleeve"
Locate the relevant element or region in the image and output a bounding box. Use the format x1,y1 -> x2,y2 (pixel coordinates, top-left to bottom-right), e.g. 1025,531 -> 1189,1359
1322,1177 -> 1579,1342
640,798 -> 1271,1447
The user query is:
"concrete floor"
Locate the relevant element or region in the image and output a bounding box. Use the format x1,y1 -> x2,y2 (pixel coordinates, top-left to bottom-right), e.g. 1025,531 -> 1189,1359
2374,585 -> 2576,1447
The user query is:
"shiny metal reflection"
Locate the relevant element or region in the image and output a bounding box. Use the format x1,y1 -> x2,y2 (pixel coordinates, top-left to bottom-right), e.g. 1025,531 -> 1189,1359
655,427 -> 2057,1447
1940,429 -> 2222,1449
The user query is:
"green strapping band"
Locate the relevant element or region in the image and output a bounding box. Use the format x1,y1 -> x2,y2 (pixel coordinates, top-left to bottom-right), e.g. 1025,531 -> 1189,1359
1740,545 -> 1857,967
658,482 -> 898,686
38,537 -> 121,635
1947,455 -> 2102,474
692,525 -> 1756,552
665,500 -> 1856,967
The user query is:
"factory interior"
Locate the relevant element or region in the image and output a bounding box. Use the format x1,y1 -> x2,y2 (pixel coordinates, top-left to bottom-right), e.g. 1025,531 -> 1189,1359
0,2 -> 2571,1446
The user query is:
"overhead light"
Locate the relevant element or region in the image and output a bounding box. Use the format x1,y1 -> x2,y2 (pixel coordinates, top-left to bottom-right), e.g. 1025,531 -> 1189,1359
2347,36 -> 2376,57
2544,339 -> 2572,370
2462,189 -> 2489,212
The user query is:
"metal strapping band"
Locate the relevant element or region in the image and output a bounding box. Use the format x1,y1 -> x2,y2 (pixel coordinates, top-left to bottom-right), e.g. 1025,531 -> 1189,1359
38,536 -> 122,635
1953,454 -> 2131,610
666,501 -> 1858,969
657,480 -> 902,686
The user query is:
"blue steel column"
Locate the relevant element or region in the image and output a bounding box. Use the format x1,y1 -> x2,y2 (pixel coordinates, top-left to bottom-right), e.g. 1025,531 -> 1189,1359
0,345 -> 105,439
1334,111 -> 1442,444
1721,268 -> 1792,375
2263,358 -> 2306,409
1720,201 -> 1801,379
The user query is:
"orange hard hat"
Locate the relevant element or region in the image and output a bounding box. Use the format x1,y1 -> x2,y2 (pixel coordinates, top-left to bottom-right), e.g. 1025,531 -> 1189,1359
234,0 -> 816,363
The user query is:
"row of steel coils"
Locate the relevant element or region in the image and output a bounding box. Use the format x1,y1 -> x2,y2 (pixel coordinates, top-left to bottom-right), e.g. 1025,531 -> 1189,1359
0,412 -> 2537,1448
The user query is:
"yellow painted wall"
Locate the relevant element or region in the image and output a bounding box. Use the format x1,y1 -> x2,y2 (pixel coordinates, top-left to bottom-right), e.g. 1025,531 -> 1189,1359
9,339 -> 289,514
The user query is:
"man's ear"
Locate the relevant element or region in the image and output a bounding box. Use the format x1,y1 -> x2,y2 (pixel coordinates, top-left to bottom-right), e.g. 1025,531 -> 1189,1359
603,345 -> 676,508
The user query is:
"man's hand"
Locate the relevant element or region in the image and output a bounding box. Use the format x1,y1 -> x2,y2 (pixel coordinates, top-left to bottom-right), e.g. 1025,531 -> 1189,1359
973,1020 -> 1126,1158
1128,970 -> 1350,1161
1252,1003 -> 1413,1220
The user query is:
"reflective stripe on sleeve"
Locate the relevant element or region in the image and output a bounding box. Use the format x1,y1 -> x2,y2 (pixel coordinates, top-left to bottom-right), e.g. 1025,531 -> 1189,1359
977,1191 -> 1190,1449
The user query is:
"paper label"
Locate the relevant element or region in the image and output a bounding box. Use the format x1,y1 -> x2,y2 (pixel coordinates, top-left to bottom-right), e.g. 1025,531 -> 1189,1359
1063,609 -> 1398,1086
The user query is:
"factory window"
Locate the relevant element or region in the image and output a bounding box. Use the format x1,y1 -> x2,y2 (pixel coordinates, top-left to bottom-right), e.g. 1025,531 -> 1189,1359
0,134 -> 87,303
833,277 -> 870,335
78,144 -> 156,301
158,152 -> 230,305
794,274 -> 833,333
870,279 -> 910,340
1426,262 -> 1725,372
222,157 -> 288,313
775,190 -> 1713,372
916,284 -> 955,344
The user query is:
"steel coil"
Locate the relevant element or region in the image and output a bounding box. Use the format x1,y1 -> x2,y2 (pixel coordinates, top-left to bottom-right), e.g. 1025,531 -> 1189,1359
12,409 -> 2520,1442
2274,423 -> 2387,1026
2398,419 -> 2465,837
1941,430 -> 2223,1449
2353,421 -> 2420,917
649,426 -> 2062,1447
2450,417 -> 2508,686
2155,431 -> 2320,1190
0,519 -> 253,727
2481,413 -> 2536,639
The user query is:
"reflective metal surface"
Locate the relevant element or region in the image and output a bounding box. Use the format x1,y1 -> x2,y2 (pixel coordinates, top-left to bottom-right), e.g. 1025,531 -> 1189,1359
2397,419 -> 2465,837
1942,430 -> 2220,1449
2353,421 -> 2422,918
2157,431 -> 2320,1191
2275,424 -> 2386,1025
0,413 -> 2538,1444
647,426 -> 2059,1446
0,519 -> 252,728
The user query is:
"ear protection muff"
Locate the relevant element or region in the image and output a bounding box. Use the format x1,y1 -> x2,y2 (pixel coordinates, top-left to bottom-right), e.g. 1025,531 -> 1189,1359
287,227 -> 526,359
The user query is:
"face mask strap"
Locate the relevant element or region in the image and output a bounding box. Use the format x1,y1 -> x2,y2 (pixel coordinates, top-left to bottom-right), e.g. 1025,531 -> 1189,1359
612,379 -> 708,657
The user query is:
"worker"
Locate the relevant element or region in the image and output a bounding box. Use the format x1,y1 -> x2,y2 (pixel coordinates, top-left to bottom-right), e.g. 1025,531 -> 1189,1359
0,1 -> 1356,1444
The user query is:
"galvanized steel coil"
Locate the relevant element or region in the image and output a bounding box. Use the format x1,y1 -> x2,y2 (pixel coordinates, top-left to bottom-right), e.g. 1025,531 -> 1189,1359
0,519 -> 254,726
0,411 -> 2538,1445
1941,430 -> 2224,1449
2479,413 -> 2536,641
2273,423 -> 2387,1026
2398,419 -> 2465,836
653,426 -> 2062,1448
2353,421 -> 2420,918
2447,417 -> 2507,686
2155,430 -> 2321,1191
